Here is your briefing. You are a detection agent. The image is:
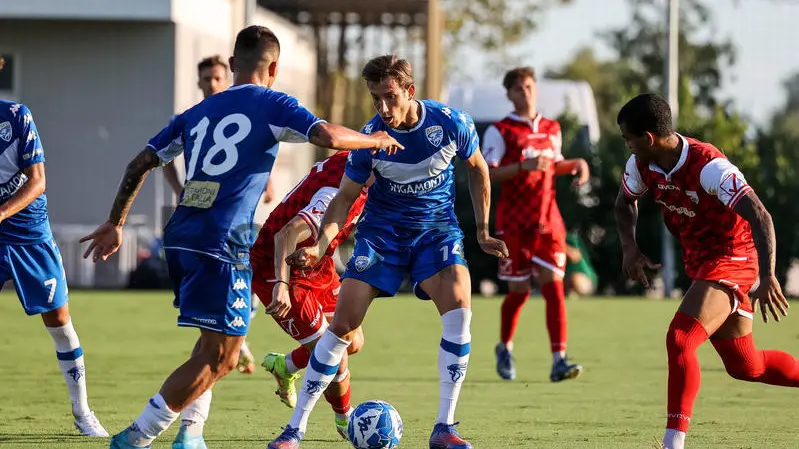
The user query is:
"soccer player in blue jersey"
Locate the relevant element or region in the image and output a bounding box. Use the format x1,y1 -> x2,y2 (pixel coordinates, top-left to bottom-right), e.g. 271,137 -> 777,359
0,59 -> 108,437
268,55 -> 508,449
79,26 -> 401,449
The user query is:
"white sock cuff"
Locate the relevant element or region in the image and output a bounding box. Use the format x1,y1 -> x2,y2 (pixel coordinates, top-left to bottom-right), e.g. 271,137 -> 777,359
441,308 -> 472,344
318,330 -> 351,357
46,319 -> 81,353
332,368 -> 350,383
181,390 -> 212,423
152,393 -> 179,418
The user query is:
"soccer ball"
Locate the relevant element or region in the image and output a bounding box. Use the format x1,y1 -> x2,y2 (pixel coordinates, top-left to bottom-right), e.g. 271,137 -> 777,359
347,400 -> 403,449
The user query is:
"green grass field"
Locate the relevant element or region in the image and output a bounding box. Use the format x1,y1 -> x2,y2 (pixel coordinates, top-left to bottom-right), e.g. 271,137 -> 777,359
1,291 -> 798,448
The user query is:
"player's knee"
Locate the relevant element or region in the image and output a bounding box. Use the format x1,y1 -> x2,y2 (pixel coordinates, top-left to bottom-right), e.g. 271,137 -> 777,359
329,317 -> 358,338
666,313 -> 707,357
712,339 -> 765,381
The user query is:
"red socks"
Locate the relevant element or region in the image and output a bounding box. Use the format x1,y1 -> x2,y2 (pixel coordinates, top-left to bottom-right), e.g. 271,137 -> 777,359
500,291 -> 530,344
712,333 -> 799,387
541,281 -> 567,353
665,312 -> 709,432
289,346 -> 311,370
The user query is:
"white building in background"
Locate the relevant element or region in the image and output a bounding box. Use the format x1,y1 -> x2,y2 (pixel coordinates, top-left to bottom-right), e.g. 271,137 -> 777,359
0,0 -> 317,287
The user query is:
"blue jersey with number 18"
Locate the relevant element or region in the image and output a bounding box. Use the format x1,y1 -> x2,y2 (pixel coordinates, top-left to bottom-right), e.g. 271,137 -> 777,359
147,84 -> 324,263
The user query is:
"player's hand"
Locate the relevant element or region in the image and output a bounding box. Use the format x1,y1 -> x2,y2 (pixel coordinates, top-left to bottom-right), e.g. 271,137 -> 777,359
521,156 -> 551,172
621,246 -> 661,288
286,245 -> 321,268
265,281 -> 292,319
571,158 -> 591,187
79,221 -> 123,262
750,275 -> 789,323
478,233 -> 509,259
370,131 -> 404,156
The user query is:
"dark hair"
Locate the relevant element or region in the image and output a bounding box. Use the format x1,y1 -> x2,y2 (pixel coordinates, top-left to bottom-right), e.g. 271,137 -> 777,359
233,25 -> 281,71
502,67 -> 536,90
197,55 -> 227,74
617,93 -> 674,137
361,55 -> 414,89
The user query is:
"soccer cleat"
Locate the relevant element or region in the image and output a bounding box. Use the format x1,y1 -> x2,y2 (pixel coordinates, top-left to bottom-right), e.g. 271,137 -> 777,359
110,428 -> 149,448
172,425 -> 208,449
550,357 -> 583,382
429,422 -> 472,449
262,352 -> 301,408
334,411 -> 352,440
494,343 -> 516,380
74,411 -> 109,437
237,340 -> 256,374
267,425 -> 304,449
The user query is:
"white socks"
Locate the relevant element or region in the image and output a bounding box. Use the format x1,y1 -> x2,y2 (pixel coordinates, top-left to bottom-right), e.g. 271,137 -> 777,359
181,389 -> 212,436
127,393 -> 179,446
288,330 -> 350,432
46,319 -> 90,417
437,308 -> 472,425
663,429 -> 686,449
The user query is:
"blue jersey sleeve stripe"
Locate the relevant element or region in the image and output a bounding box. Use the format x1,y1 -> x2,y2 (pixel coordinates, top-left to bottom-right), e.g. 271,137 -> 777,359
303,119 -> 327,140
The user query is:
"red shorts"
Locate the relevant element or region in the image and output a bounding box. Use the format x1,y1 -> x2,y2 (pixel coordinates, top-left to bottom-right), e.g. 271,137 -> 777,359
496,230 -> 567,282
252,256 -> 341,344
693,256 -> 758,319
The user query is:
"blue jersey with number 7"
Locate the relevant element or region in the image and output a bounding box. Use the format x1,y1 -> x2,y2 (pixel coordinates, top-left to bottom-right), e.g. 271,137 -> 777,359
147,84 -> 325,263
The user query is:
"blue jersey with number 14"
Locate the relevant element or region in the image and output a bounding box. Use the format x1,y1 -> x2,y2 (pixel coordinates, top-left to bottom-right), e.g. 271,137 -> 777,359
147,84 -> 324,263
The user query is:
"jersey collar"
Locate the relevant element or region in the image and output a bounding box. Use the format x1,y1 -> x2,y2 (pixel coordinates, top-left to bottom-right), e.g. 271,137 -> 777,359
648,133 -> 689,181
507,112 -> 543,133
390,100 -> 426,133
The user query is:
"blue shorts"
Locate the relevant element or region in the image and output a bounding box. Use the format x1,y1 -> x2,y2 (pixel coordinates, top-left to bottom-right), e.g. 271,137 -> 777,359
0,240 -> 69,316
342,224 -> 467,298
166,249 -> 252,336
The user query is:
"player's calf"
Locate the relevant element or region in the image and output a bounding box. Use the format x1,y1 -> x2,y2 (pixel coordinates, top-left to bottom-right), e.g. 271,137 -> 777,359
712,334 -> 799,386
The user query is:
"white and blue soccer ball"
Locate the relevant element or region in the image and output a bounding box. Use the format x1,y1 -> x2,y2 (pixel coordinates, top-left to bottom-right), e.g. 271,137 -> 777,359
347,400 -> 403,449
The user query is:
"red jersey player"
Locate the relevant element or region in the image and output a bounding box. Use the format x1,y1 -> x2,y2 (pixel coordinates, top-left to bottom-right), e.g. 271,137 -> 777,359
615,94 -> 796,449
250,151 -> 367,439
482,67 -> 590,382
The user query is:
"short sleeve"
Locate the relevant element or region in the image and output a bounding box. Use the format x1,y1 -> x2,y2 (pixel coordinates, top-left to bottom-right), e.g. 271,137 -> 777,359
267,93 -> 326,143
455,111 -> 479,160
551,124 -> 564,162
344,146 -> 373,185
481,125 -> 505,167
621,155 -> 648,198
13,104 -> 45,169
147,114 -> 185,164
700,158 -> 752,209
297,186 -> 338,240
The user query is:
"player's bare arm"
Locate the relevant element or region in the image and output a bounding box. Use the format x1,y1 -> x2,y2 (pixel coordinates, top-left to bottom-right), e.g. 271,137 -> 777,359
464,149 -> 508,259
286,174 -> 362,268
615,188 -> 660,287
555,158 -> 590,186
309,123 -> 403,154
267,216 -> 314,318
732,190 -> 789,322
0,162 -> 46,223
80,147 -> 160,261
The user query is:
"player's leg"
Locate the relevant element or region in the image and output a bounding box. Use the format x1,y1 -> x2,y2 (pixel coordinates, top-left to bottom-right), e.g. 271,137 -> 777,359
662,280 -> 734,449
496,232 -> 532,380
325,321 -> 364,438
531,233 -> 582,382
113,250 -> 249,448
8,241 -> 108,437
269,278 -> 378,449
173,338 -> 212,449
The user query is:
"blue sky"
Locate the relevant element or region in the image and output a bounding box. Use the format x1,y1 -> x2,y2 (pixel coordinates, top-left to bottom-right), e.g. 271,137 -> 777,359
472,0 -> 799,126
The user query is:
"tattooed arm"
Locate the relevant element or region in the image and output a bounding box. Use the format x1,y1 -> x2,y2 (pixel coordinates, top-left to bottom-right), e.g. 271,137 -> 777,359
80,147 -> 161,261
308,123 -> 403,154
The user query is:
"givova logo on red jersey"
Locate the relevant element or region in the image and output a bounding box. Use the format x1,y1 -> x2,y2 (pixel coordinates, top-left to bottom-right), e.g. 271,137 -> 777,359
654,199 -> 696,217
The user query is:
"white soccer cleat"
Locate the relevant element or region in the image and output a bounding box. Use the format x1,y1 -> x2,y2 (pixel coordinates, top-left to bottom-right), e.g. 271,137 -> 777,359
74,411 -> 109,437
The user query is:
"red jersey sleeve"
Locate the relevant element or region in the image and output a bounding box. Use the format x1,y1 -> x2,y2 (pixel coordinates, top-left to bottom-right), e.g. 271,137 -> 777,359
699,158 -> 752,209
621,155 -> 648,199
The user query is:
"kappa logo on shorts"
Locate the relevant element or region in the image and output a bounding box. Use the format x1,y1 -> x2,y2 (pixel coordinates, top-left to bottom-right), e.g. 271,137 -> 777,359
425,125 -> 443,147
233,278 -> 248,290
0,121 -> 12,142
231,297 -> 247,309
229,316 -> 246,328
354,255 -> 371,272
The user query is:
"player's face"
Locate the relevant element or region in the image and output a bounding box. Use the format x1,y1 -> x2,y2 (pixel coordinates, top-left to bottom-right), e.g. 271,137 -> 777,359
507,76 -> 536,111
367,78 -> 415,128
620,122 -> 655,163
198,64 -> 229,99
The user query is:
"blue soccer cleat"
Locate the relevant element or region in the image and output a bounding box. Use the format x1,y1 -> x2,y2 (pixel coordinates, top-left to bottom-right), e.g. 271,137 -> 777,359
494,343 -> 516,380
110,428 -> 150,449
550,356 -> 583,382
172,425 -> 207,449
267,425 -> 304,449
429,422 -> 472,449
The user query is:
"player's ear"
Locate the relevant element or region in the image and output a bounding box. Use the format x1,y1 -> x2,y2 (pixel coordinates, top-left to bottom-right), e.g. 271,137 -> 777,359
268,60 -> 279,79
228,56 -> 236,73
645,131 -> 656,147
407,84 -> 416,100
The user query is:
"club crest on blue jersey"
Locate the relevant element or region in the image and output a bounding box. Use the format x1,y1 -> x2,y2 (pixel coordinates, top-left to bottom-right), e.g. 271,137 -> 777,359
425,125 -> 443,147
0,121 -> 12,142
354,255 -> 371,272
